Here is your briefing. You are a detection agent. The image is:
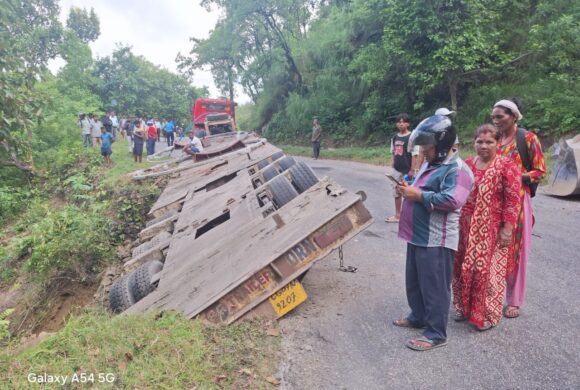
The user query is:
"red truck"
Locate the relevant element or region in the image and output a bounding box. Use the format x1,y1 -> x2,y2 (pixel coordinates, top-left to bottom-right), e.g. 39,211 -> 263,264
192,98 -> 235,131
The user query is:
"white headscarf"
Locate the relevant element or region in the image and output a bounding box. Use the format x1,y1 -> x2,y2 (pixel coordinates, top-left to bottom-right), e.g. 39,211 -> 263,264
494,100 -> 523,121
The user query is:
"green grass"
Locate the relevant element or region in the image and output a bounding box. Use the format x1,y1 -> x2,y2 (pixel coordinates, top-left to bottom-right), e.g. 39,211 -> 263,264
281,145 -> 392,165
99,138 -> 159,185
0,309 -> 280,389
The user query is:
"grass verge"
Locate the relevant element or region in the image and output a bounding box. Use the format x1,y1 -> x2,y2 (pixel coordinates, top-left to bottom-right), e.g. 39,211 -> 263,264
0,309 -> 280,389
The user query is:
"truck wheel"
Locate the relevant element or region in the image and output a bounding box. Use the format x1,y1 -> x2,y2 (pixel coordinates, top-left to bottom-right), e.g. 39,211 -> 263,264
289,162 -> 319,193
267,176 -> 299,208
257,159 -> 269,169
109,275 -> 136,314
262,165 -> 279,182
271,151 -> 284,161
278,156 -> 296,172
130,260 -> 163,302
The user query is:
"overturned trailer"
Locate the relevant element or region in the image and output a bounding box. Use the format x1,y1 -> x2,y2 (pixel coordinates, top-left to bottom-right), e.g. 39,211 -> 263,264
109,134 -> 373,323
547,135 -> 580,197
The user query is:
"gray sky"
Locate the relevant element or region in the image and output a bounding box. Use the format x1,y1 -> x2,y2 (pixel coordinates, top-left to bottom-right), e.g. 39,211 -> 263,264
52,0 -> 251,103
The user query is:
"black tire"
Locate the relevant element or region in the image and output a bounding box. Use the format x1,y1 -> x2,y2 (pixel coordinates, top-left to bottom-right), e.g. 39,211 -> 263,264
130,260 -> 163,302
288,162 -> 319,193
271,151 -> 284,161
109,275 -> 136,314
277,156 -> 296,172
267,176 -> 299,208
262,165 -> 279,182
257,159 -> 269,169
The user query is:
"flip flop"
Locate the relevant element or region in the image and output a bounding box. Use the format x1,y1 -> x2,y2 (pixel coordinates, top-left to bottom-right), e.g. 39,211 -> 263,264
406,336 -> 448,351
385,216 -> 400,223
504,306 -> 520,318
392,318 -> 425,329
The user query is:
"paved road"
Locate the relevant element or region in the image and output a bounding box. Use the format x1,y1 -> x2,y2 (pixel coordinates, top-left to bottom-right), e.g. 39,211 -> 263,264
280,158 -> 580,390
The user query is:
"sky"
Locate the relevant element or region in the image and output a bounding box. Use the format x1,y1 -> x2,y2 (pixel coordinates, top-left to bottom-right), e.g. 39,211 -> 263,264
51,0 -> 251,103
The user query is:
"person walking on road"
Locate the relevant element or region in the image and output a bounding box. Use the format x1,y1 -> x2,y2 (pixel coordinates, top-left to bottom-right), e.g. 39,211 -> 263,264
452,124 -> 522,331
393,115 -> 474,351
385,113 -> 413,223
311,118 -> 322,159
492,98 -> 546,319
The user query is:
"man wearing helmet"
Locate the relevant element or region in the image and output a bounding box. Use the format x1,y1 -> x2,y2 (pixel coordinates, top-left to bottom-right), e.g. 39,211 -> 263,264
392,115 -> 474,351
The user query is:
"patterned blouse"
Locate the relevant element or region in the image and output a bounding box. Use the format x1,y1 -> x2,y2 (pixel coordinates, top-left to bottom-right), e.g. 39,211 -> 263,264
498,129 -> 546,195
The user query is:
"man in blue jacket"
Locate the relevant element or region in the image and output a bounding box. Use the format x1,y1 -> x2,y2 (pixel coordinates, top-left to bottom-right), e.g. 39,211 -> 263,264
393,115 -> 474,351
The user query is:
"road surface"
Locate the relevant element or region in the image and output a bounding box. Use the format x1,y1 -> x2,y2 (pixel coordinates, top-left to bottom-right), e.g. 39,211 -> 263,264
279,157 -> 580,390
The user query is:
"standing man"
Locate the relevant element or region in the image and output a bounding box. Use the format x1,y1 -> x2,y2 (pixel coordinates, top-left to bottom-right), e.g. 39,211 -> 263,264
102,111 -> 113,138
311,117 -> 322,160
386,113 -> 413,223
110,111 -> 119,139
78,112 -> 92,150
393,115 -> 474,351
164,119 -> 175,147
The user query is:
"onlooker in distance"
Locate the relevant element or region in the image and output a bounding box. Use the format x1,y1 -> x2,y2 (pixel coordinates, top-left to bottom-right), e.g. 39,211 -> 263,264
146,120 -> 157,156
393,115 -> 474,351
78,112 -> 92,150
102,111 -> 113,137
452,124 -> 521,330
183,130 -> 204,156
125,117 -> 134,153
155,118 -> 162,141
90,113 -> 102,147
100,127 -> 114,167
386,113 -> 413,223
164,119 -> 175,147
111,111 -> 119,139
492,98 -> 546,319
311,118 -> 322,160
132,119 -> 146,163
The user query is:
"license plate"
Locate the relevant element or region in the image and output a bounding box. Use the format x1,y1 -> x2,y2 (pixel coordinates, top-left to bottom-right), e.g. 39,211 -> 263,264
268,279 -> 307,317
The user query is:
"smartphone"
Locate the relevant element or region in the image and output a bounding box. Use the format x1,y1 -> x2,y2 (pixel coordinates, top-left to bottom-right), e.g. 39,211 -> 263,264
385,173 -> 401,185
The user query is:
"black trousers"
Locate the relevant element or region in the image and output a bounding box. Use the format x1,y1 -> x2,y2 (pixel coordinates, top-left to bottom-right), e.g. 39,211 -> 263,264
405,244 -> 454,341
312,141 -> 320,159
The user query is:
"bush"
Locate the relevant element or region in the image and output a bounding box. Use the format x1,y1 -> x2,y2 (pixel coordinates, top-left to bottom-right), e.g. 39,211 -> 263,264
23,205 -> 114,284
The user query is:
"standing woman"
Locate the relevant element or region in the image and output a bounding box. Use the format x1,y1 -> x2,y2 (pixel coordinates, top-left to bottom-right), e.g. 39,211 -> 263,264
132,119 -> 145,163
492,99 -> 546,319
452,124 -> 522,330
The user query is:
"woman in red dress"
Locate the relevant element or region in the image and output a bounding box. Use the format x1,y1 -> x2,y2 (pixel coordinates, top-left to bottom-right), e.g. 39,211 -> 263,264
452,124 -> 522,330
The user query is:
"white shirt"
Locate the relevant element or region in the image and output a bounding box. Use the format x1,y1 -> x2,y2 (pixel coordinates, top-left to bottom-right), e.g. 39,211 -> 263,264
190,136 -> 204,152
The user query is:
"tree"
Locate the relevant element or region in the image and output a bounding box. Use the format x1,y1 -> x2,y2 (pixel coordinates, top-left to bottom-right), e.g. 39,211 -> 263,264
66,7 -> 100,43
0,0 -> 63,172
382,0 -> 509,111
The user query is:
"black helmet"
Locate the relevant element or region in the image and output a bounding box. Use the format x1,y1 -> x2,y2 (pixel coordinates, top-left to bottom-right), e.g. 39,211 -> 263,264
409,115 -> 456,163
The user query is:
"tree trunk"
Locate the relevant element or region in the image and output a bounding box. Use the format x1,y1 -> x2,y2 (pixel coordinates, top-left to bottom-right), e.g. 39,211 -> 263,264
448,74 -> 459,111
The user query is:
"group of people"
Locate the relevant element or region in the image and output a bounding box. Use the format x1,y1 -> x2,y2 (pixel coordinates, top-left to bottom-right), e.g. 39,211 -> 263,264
78,111 -> 118,167
80,113 -> 184,165
389,98 -> 546,351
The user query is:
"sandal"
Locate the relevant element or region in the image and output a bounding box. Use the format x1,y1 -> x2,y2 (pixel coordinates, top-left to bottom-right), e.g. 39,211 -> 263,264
405,336 -> 448,351
504,306 -> 520,319
453,313 -> 467,322
385,216 -> 400,223
392,318 -> 425,329
476,322 -> 494,331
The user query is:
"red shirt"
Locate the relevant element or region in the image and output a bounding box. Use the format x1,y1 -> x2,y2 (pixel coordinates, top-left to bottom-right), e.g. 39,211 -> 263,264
147,125 -> 157,139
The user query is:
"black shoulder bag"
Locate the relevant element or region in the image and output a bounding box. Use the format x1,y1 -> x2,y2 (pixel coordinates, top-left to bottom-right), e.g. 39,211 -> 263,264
515,128 -> 538,198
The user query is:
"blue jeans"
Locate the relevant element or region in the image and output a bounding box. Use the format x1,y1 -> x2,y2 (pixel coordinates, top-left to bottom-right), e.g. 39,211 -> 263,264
166,132 -> 174,146
146,139 -> 156,155
405,244 -> 454,341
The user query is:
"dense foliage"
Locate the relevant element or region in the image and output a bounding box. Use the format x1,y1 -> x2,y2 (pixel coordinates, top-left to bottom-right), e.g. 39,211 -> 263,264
188,0 -> 579,144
